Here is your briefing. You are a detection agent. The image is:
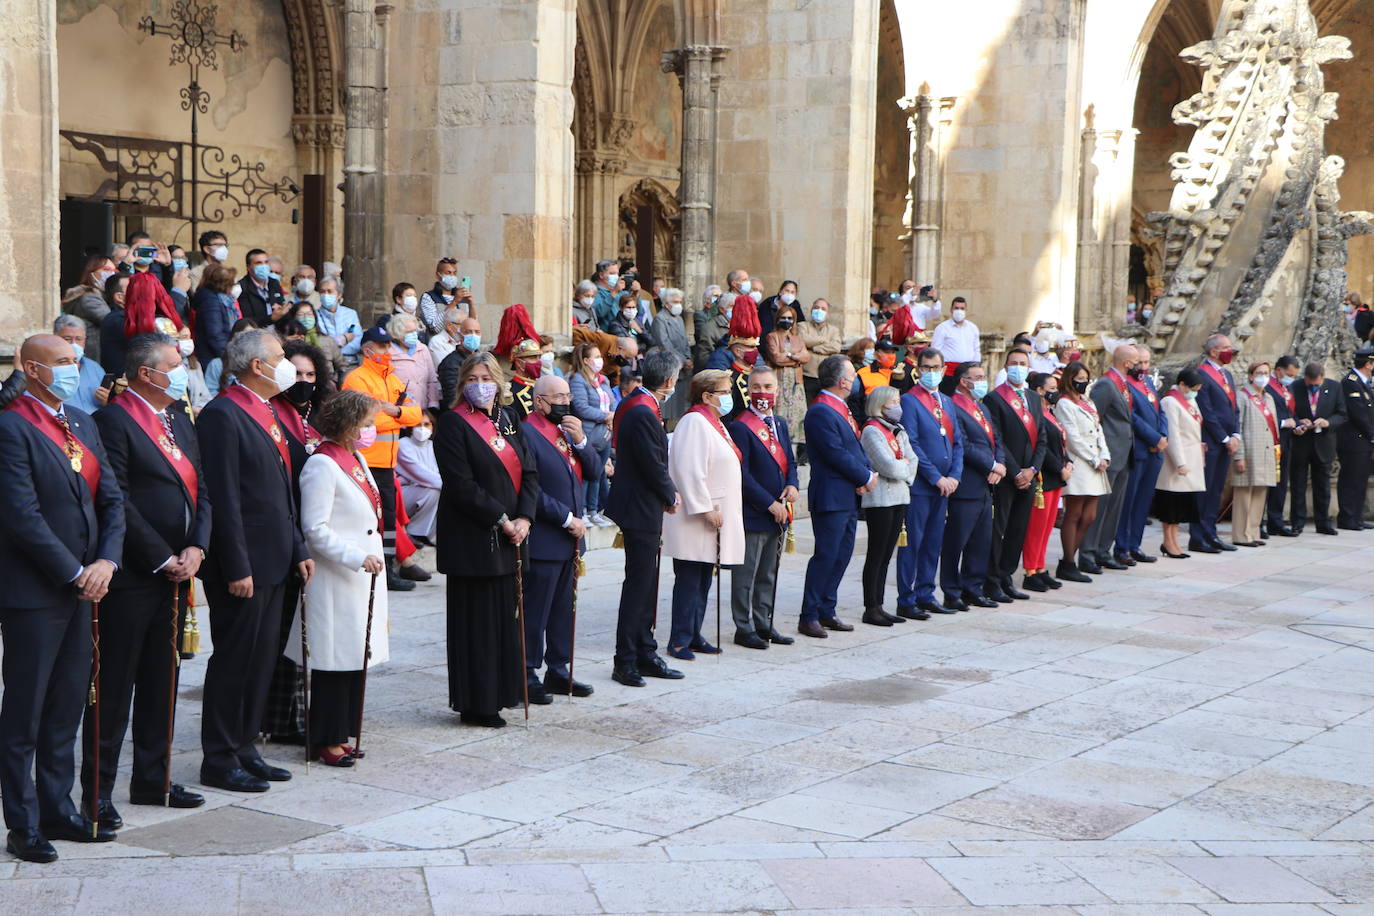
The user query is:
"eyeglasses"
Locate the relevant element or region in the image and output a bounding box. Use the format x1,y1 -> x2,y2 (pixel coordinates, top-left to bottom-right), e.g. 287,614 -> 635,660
710,389 -> 731,396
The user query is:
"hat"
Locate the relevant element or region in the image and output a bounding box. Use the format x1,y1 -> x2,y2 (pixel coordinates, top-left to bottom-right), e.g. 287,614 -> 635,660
1356,347 -> 1374,358
361,326 -> 392,347
875,337 -> 899,352
511,338 -> 541,360
494,303 -> 540,358
727,297 -> 761,347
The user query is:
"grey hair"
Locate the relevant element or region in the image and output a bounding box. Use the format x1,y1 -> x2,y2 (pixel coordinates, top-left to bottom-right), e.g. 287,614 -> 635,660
1203,333 -> 1228,353
574,279 -> 597,296
226,328 -> 278,377
387,313 -> 418,338
52,314 -> 85,335
443,306 -> 464,325
292,264 -> 314,277
661,287 -> 684,305
866,385 -> 900,418
718,291 -> 738,311
817,354 -> 851,389
124,332 -> 177,375
703,284 -> 722,303
641,349 -> 683,390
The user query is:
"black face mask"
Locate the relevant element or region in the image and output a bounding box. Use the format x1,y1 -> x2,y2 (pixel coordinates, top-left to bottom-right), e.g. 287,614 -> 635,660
776,318 -> 794,330
1072,380 -> 1089,394
1128,367 -> 1145,379
285,379 -> 315,404
546,403 -> 571,423
1045,391 -> 1061,405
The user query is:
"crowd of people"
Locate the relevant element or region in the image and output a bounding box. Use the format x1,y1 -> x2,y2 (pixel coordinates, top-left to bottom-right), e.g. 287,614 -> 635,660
3,237 -> 1372,866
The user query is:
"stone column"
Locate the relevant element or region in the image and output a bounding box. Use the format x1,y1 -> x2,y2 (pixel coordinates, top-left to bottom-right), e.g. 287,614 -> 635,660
664,45 -> 726,306
902,90 -> 955,288
1075,123 -> 1137,334
342,0 -> 386,320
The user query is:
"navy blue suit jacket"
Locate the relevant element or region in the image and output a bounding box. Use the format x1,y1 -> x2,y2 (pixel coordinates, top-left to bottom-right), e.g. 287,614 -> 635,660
0,400 -> 125,608
1267,378 -> 1295,427
1128,378 -> 1169,462
605,398 -> 676,531
803,394 -> 872,514
729,411 -> 799,532
951,397 -> 1005,501
1196,363 -> 1240,448
524,420 -> 602,562
900,388 -> 963,495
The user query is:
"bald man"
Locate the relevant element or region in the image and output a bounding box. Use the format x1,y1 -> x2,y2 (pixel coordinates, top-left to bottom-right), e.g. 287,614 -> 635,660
0,335 -> 126,862
521,375 -> 602,702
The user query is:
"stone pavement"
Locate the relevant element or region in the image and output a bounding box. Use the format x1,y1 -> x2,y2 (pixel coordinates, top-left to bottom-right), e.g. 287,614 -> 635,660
4,519 -> 1374,914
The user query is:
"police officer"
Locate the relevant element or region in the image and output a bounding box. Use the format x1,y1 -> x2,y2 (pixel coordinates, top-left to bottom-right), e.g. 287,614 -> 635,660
1336,348 -> 1374,530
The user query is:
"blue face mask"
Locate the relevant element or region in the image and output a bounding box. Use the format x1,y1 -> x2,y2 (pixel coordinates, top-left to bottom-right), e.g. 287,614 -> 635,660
811,308 -> 826,323
151,365 -> 190,401
70,343 -> 85,363
39,362 -> 81,402
320,293 -> 338,310
269,272 -> 282,283
972,380 -> 989,399
252,263 -> 272,283
723,308 -> 733,320
171,258 -> 188,273
299,315 -> 316,331
738,280 -> 752,295
403,331 -> 420,350
462,333 -> 481,352
920,370 -> 942,391
1006,364 -> 1029,386
715,393 -> 734,416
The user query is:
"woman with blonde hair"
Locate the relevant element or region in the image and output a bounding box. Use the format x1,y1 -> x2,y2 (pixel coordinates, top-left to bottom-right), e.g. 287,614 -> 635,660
858,385 -> 918,625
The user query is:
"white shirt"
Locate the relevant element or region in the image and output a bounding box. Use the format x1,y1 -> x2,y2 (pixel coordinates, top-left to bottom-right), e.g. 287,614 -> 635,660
930,318 -> 981,363
1030,353 -> 1060,375
912,300 -> 942,329
429,332 -> 458,366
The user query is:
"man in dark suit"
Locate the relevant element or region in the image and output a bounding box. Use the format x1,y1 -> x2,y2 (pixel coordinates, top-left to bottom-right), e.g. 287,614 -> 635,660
1290,360 -> 1348,535
522,375 -> 602,703
942,363 -> 1004,610
1190,333 -> 1242,552
983,349 -> 1047,600
899,347 -> 964,616
799,355 -> 873,638
1336,349 -> 1374,530
1115,344 -> 1168,563
1265,355 -> 1301,537
1081,343 -> 1137,571
236,248 -> 287,327
197,329 -> 313,793
605,350 -> 683,687
728,367 -> 799,649
83,334 -> 210,829
0,334 -> 125,863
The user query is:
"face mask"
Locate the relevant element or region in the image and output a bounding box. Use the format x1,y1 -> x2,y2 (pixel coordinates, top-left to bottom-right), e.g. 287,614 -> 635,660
812,308 -> 827,323
1046,390 -> 1061,405
972,380 -> 989,399
1034,339 -> 1050,354
1281,375 -> 1296,387
94,270 -> 116,290
738,280 -> 752,295
461,332 -> 481,352
522,360 -> 542,378
368,349 -> 392,369
863,349 -> 876,365
1186,390 -> 1199,401
749,290 -> 763,304
231,283 -> 242,300
1006,364 -> 1029,386
714,393 -> 734,416
464,380 -> 497,407
399,295 -> 418,314
285,379 -> 315,404
413,425 -> 433,444
877,352 -> 897,369
403,331 -> 420,350
882,403 -> 903,422
252,263 -> 271,283
134,254 -> 153,267
900,292 -> 913,305
546,403 -> 571,424
952,309 -> 967,323
1215,348 -> 1236,365
777,317 -> 795,330
1253,374 -> 1270,389
588,356 -> 604,373
295,278 -> 315,297
605,273 -> 619,287
920,370 -> 941,390
780,292 -> 796,306
270,272 -> 282,284
440,274 -> 459,290
1072,379 -> 1089,394
540,352 -> 555,369
355,425 -> 378,450
299,315 -> 316,331
38,363 -> 81,402
1066,350 -> 1082,362
723,308 -> 733,321
320,293 -> 337,310
70,343 -> 85,363
1127,366 -> 1145,379
178,338 -> 195,357
171,258 -> 188,273
210,244 -> 229,262
580,296 -> 596,307
263,357 -> 297,392
668,303 -> 683,317
622,308 -> 637,320
1142,309 -> 1153,320
751,392 -> 776,412
741,348 -> 759,366
151,365 -> 190,401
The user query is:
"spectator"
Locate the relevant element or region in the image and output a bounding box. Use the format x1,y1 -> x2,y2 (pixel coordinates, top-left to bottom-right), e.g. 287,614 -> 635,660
859,385 -> 919,626
591,259 -> 621,328
912,285 -> 942,330
764,302 -> 810,456
191,263 -> 241,365
281,300 -> 344,379
397,410 -> 441,546
1054,361 -> 1110,581
1232,360 -> 1279,547
929,297 -> 980,394
693,288 -> 731,367
758,280 -> 797,342
387,313 -> 441,411
572,279 -> 599,328
569,343 -> 614,527
62,254 -> 116,363
799,298 -> 843,404
1155,368 -> 1206,558
315,277 -> 362,368
188,229 -> 228,290
51,314 -> 108,416
289,263 -> 320,309
237,248 -> 287,326
436,314 -> 485,410
645,287 -> 692,420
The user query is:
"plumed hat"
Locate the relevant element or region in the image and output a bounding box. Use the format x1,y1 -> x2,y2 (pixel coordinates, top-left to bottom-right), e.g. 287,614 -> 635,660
727,297 -> 761,346
123,271 -> 183,338
493,303 -> 539,358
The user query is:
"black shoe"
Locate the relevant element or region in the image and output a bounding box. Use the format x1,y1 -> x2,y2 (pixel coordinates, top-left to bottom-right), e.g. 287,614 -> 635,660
881,610 -> 908,623
612,666 -> 646,687
799,620 -> 828,638
543,674 -> 594,697
941,595 -> 970,611
1113,552 -> 1137,567
1187,540 -> 1221,554
1270,524 -> 1298,537
1363,521 -> 1374,530
640,656 -> 685,679
459,711 -> 506,728
398,562 -> 432,582
88,799 -> 122,830
386,568 -> 417,591
1210,538 -> 1238,550
1040,572 -> 1063,589
1160,544 -> 1190,559
40,814 -> 116,843
241,758 -> 292,782
6,829 -> 57,863
1130,550 -> 1157,563
689,638 -> 722,655
1001,582 -> 1031,600
917,600 -> 957,615
862,608 -> 893,627
896,606 -> 930,620
200,766 -> 270,793
1098,557 -> 1128,571
1078,556 -> 1104,575
129,784 -> 205,809
1056,559 -> 1091,583
1317,525 -> 1339,535
820,616 -> 854,631
764,628 -> 795,645
984,586 -> 1014,604
526,682 -> 553,705
734,630 -> 770,648
1022,574 -> 1048,593
964,593 -> 999,608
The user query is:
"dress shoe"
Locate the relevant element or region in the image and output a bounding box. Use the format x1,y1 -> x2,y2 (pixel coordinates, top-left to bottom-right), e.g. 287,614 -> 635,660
640,656 -> 685,679
1187,540 -> 1221,554
526,681 -> 554,705
666,645 -> 695,661
1260,526 -> 1269,539
398,562 -> 432,582
385,566 -> 417,591
985,587 -> 1014,604
896,606 -> 930,620
963,593 -> 999,608
200,766 -> 270,793
1001,582 -> 1031,601
819,616 -> 854,631
798,620 -> 829,638
40,814 -> 116,843
1078,556 -> 1103,575
764,628 -> 795,645
1212,539 -> 1239,550
1270,524 -> 1298,537
1317,525 -> 1339,535
1022,574 -> 1048,593
689,638 -> 722,655
6,829 -> 57,863
1098,556 -> 1128,571
1040,571 -> 1063,589
1363,521 -> 1374,530
342,744 -> 366,760
882,610 -> 907,623
94,799 -> 122,830
1056,559 -> 1091,583
1337,523 -> 1362,531
612,666 -> 646,687
1129,550 -> 1157,563
314,746 -> 356,767
734,630 -> 770,648
918,600 -> 957,615
459,712 -> 506,728
862,608 -> 893,627
1160,544 -> 1190,559
544,674 -> 594,697
129,784 -> 204,809
942,595 -> 970,611
241,758 -> 292,782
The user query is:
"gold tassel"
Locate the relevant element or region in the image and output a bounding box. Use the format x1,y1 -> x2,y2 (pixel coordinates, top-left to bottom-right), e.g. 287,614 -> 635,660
612,528 -> 624,549
1034,473 -> 1045,510
897,522 -> 908,547
786,526 -> 797,553
181,603 -> 200,657
574,554 -> 587,577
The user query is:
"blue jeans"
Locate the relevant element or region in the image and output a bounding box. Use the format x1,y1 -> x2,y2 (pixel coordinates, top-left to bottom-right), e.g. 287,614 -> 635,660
584,441 -> 611,513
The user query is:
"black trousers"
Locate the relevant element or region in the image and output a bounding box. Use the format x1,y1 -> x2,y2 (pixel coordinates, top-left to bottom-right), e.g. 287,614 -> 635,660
1267,429 -> 1293,526
308,669 -> 361,747
861,505 -> 905,609
81,580 -> 186,804
0,600 -> 88,830
614,527 -> 662,669
1289,441 -> 1333,528
200,578 -> 286,773
524,557 -> 576,680
803,375 -> 822,405
1337,442 -> 1372,527
372,466 -> 397,557
990,480 -> 1034,583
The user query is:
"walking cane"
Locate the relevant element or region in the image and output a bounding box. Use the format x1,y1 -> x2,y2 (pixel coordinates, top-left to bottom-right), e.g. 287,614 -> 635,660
651,538 -> 663,631
300,589 -> 312,767
569,552 -> 585,699
770,513 -> 786,637
515,547 -> 530,722
354,572 -> 378,756
714,521 -> 722,656
88,599 -> 102,838
165,583 -> 181,805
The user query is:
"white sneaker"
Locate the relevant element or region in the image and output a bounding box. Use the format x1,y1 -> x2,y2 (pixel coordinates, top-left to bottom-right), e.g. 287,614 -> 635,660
582,514 -> 596,529
593,512 -> 615,527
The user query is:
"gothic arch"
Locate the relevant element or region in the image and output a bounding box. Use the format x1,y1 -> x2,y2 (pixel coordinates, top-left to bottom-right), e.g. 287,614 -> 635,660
281,0 -> 344,152
618,178 -> 680,282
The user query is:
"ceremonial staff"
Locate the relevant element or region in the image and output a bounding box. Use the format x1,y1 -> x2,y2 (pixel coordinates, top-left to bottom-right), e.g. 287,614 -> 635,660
299,590 -> 312,766
88,599 -> 102,838
354,573 -> 378,755
515,547 -> 530,721
714,520 -> 722,655
568,552 -> 585,698
165,584 -> 181,804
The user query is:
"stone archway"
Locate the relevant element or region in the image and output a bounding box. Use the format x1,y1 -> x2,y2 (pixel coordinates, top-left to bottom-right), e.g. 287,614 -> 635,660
618,178 -> 681,284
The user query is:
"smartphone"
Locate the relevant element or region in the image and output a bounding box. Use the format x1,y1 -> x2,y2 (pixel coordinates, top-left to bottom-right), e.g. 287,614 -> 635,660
135,245 -> 158,260
461,276 -> 472,288
100,373 -> 118,390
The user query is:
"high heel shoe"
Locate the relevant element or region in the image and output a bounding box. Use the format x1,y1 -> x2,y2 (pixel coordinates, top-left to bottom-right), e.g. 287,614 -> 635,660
315,746 -> 356,767
1160,543 -> 1190,559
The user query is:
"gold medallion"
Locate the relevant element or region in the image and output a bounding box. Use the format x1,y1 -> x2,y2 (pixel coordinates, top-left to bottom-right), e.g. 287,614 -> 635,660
270,424 -> 283,443
491,436 -> 506,451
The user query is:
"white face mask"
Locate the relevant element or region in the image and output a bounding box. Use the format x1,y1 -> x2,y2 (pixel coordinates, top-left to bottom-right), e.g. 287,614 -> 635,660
1253,374 -> 1270,389
588,356 -> 604,373
579,295 -> 596,307
668,303 -> 683,317
401,295 -> 418,313
210,245 -> 228,262
177,339 -> 195,357
262,356 -> 297,393
412,426 -> 433,444
952,309 -> 967,323
749,290 -> 763,303
295,278 -> 315,297
779,292 -> 796,306
230,283 -> 242,300
540,351 -> 555,367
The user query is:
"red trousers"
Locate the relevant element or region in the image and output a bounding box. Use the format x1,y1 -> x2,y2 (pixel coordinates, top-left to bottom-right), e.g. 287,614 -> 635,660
1022,487 -> 1061,571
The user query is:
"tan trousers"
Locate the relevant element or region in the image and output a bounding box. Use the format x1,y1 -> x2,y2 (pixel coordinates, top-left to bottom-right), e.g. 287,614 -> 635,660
1232,485 -> 1267,544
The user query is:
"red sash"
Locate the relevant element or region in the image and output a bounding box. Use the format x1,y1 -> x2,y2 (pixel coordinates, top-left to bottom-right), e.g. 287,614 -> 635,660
270,394 -> 322,456
1169,389 -> 1202,424
688,403 -> 742,461
913,386 -> 954,438
953,393 -> 995,446
864,418 -> 904,458
112,393 -> 197,503
1109,369 -> 1134,409
314,441 -> 382,520
220,384 -> 291,469
526,411 -> 583,482
612,389 -> 661,449
735,409 -> 789,476
1267,379 -> 1295,414
816,392 -> 859,437
455,403 -> 523,494
1245,388 -> 1280,445
1127,377 -> 1157,408
994,383 -> 1038,446
7,396 -> 101,499
1199,363 -> 1236,408
1041,405 -> 1065,439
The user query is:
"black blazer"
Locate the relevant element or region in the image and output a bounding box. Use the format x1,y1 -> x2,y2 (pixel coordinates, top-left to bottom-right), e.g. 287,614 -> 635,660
605,400 -> 676,532
95,398 -> 212,588
100,307 -> 127,377
983,387 -> 1048,477
1338,370 -> 1374,451
951,399 -> 1006,501
434,407 -> 540,578
196,394 -> 308,587
1292,379 -> 1348,462
1038,406 -> 1069,493
0,402 -> 125,608
236,278 -> 286,327
524,421 -> 601,563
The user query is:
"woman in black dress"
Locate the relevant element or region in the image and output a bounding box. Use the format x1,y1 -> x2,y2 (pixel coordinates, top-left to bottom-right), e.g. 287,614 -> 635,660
434,351 -> 539,727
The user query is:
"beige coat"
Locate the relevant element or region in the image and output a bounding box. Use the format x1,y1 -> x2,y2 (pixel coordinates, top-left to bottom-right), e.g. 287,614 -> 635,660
1055,396 -> 1110,496
798,319 -> 843,378
1158,394 -> 1206,492
1233,386 -> 1280,488
663,410 -> 745,565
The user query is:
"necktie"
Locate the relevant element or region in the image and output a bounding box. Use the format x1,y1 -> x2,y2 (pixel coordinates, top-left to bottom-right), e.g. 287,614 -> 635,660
1018,389 -> 1028,407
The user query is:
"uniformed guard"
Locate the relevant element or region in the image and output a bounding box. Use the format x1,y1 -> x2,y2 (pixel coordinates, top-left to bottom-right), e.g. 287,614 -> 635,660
1336,347 -> 1374,529
887,309 -> 929,396
507,338 -> 543,421
704,299 -> 760,424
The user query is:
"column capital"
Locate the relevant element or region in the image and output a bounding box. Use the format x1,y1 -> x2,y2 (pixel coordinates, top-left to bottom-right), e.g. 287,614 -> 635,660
661,45 -> 729,75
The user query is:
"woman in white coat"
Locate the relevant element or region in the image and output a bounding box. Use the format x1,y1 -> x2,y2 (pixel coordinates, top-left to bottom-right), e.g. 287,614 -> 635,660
286,390 -> 390,766
664,369 -> 744,659
1154,367 -> 1207,558
1054,360 -> 1110,581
